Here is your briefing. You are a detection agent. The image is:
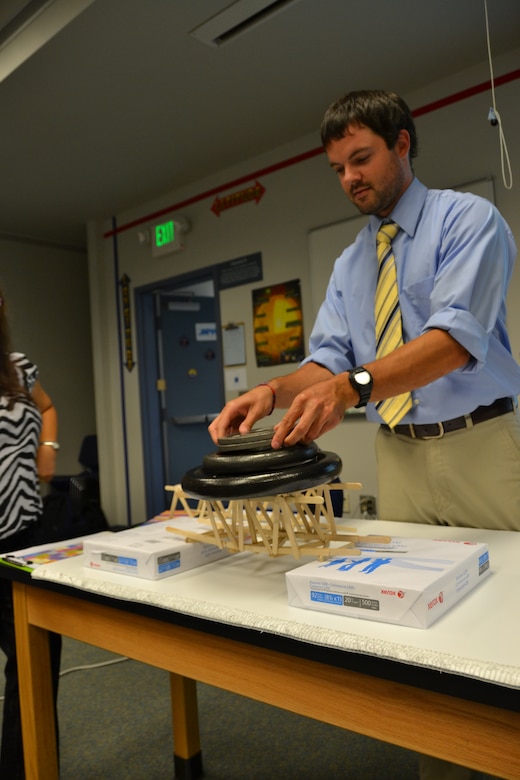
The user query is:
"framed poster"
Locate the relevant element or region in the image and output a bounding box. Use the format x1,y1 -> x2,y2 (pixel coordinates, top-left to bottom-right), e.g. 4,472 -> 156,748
252,279 -> 304,367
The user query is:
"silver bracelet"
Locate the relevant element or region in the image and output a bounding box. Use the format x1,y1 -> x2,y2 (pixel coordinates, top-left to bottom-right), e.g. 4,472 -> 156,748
40,441 -> 60,450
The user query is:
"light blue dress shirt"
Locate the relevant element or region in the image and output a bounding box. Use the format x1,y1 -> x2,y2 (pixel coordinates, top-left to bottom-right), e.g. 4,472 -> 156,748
303,177 -> 520,424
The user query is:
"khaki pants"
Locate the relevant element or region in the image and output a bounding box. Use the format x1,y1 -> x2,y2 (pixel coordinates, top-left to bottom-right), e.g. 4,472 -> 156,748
376,409 -> 520,531
376,410 -> 517,779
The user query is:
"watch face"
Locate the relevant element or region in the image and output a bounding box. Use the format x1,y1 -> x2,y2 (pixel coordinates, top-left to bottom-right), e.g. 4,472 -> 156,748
349,367 -> 372,408
356,370 -> 371,386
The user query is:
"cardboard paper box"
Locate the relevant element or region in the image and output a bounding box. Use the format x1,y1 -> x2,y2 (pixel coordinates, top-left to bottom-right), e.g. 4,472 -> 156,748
83,516 -> 229,580
286,537 -> 490,628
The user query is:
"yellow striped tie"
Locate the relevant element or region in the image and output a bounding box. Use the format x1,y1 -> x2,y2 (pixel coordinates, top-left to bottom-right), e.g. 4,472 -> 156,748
375,222 -> 413,427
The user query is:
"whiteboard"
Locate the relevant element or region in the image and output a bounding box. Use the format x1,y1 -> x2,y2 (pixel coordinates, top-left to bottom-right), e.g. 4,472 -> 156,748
308,214 -> 367,318
307,177 -> 495,318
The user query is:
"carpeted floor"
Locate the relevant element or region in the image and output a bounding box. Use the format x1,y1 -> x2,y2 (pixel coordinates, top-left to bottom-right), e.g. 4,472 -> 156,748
1,637 -> 420,778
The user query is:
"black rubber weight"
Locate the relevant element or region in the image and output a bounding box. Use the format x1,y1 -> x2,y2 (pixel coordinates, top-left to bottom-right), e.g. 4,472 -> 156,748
216,427 -> 276,453
203,441 -> 319,475
181,450 -> 342,500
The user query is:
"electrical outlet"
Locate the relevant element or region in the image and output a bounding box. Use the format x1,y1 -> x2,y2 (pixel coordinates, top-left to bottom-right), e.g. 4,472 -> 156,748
360,494 -> 377,517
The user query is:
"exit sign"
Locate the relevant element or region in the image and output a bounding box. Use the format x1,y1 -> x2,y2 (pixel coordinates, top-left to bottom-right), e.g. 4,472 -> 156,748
156,221 -> 175,247
152,219 -> 184,257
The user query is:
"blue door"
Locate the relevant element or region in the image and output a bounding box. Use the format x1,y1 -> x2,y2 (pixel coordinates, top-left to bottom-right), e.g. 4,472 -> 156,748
158,280 -> 224,487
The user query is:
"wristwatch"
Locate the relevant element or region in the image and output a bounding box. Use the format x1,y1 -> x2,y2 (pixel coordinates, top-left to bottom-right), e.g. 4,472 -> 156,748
348,367 -> 373,408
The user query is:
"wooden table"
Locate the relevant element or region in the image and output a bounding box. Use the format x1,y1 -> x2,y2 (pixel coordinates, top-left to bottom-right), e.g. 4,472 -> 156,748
10,520 -> 520,779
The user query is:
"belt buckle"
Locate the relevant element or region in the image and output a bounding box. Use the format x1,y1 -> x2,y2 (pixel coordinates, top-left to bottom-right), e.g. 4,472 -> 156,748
421,422 -> 445,440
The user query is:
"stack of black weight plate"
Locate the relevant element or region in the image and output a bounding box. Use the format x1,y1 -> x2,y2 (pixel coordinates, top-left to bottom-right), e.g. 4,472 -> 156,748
181,428 -> 342,500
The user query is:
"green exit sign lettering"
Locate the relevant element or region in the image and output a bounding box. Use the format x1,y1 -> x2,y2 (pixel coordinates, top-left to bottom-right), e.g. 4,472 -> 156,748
155,221 -> 175,247
151,219 -> 184,257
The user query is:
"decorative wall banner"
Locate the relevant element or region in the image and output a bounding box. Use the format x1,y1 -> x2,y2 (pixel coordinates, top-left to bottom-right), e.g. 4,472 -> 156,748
211,180 -> 265,217
252,279 -> 304,367
120,273 -> 135,371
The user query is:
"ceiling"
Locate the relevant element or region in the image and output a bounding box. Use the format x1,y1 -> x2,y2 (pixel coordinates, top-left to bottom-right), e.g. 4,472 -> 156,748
0,0 -> 518,250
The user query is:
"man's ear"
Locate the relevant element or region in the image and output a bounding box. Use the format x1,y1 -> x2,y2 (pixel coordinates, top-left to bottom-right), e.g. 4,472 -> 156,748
396,129 -> 411,159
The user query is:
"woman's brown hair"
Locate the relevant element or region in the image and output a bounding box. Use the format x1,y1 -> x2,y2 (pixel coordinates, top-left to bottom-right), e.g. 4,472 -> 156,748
0,291 -> 32,409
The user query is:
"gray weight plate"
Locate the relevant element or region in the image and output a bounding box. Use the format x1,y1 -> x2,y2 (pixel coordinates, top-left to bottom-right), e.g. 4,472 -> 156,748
217,427 -> 276,452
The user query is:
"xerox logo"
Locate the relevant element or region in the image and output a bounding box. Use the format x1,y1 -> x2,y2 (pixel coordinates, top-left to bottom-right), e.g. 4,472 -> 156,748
428,591 -> 444,610
380,589 -> 406,598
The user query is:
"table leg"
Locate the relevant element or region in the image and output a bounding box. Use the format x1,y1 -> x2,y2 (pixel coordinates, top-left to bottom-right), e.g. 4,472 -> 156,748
170,673 -> 203,779
12,582 -> 59,780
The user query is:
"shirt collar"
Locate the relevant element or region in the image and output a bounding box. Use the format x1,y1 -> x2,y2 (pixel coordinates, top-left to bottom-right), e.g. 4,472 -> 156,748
369,177 -> 427,238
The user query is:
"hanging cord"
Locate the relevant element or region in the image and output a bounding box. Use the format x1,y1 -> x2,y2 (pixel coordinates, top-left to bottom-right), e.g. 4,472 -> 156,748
484,0 -> 513,189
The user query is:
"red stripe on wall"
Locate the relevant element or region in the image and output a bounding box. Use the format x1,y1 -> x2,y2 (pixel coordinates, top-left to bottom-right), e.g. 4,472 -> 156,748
104,69 -> 520,239
412,69 -> 520,117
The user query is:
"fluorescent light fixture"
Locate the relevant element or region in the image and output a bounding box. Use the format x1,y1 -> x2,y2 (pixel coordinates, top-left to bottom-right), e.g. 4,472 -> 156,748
0,0 -> 95,83
190,0 -> 302,47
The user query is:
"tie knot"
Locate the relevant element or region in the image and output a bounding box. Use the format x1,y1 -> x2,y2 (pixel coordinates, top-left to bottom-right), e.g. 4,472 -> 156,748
376,221 -> 399,245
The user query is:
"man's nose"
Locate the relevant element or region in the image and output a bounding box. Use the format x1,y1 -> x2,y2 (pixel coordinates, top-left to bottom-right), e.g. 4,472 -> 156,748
341,167 -> 358,189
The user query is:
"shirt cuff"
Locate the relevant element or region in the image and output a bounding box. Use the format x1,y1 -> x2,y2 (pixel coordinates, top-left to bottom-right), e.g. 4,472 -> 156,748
425,309 -> 487,372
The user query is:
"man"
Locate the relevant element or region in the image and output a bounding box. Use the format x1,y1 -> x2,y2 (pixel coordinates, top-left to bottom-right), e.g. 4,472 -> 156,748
209,90 -> 520,779
210,89 -> 520,531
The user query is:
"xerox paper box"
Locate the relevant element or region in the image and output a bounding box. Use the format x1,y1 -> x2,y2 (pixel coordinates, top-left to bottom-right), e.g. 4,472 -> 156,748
286,537 -> 490,628
83,517 -> 228,580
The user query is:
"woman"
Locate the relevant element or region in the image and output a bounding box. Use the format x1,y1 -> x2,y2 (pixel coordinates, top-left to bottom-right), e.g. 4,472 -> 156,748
0,289 -> 61,779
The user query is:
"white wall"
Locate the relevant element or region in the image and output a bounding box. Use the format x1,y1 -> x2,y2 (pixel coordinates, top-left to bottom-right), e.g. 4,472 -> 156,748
88,48 -> 520,525
0,237 -> 96,475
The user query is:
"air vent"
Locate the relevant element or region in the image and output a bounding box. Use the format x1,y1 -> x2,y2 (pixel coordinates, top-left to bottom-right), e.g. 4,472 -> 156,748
190,0 -> 302,47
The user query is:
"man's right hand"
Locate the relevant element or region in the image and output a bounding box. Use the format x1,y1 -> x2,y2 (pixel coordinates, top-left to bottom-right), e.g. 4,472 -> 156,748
208,384 -> 275,444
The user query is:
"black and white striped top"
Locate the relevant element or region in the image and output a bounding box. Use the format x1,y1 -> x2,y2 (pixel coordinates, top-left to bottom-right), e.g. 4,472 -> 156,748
0,353 -> 42,539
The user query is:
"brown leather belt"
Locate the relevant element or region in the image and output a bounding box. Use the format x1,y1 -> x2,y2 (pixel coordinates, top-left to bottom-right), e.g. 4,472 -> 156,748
381,397 -> 515,440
